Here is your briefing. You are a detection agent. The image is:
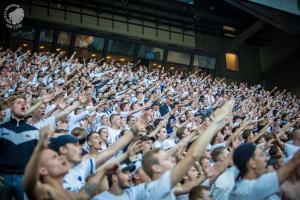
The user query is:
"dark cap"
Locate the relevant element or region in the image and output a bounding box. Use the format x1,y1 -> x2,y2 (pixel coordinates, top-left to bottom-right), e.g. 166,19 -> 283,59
48,135 -> 83,153
233,143 -> 256,171
121,164 -> 136,173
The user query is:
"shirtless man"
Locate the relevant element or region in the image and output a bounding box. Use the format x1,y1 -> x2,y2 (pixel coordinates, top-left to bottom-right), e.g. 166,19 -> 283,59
23,125 -> 112,200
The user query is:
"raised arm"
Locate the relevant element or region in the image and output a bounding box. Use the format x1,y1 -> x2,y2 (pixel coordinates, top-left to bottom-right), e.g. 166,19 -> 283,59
249,123 -> 271,144
175,175 -> 207,196
167,128 -> 198,156
272,124 -> 292,151
127,101 -> 151,116
25,94 -> 54,116
170,100 -> 234,187
94,116 -> 146,168
94,131 -> 135,168
54,101 -> 80,123
23,126 -> 54,199
96,140 -> 144,172
62,73 -> 78,88
148,111 -> 172,138
76,156 -> 126,200
77,170 -> 106,200
277,150 -> 300,184
87,100 -> 108,113
224,118 -> 251,146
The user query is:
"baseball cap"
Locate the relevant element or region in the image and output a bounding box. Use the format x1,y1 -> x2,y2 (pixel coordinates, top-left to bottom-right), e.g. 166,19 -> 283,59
48,135 -> 84,153
233,143 -> 256,171
120,164 -> 136,173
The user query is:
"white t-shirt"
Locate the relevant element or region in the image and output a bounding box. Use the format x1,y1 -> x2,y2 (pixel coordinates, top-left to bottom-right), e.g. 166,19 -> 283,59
107,127 -> 121,145
229,172 -> 280,200
120,111 -> 129,118
33,115 -> 56,130
161,139 -> 176,151
67,110 -> 89,132
153,140 -> 162,149
284,143 -> 299,157
153,111 -> 161,120
0,108 -> 11,124
211,167 -> 239,200
210,141 -> 226,152
45,103 -> 56,115
92,170 -> 174,200
63,158 -> 96,192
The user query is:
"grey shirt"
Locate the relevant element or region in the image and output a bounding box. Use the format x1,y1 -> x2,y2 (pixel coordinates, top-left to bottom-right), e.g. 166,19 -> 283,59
229,172 -> 280,200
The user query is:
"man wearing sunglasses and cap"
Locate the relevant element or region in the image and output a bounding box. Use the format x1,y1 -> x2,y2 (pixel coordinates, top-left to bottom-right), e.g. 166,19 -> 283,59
229,143 -> 300,200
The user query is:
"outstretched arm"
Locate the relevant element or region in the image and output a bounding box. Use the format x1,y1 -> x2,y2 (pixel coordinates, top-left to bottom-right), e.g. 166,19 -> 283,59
175,175 -> 207,196
94,131 -> 135,168
170,100 -> 234,187
54,93 -> 88,123
127,101 -> 151,116
277,150 -> 300,184
54,101 -> 80,123
249,123 -> 270,144
23,126 -> 54,199
94,115 -> 147,168
96,140 -> 144,172
77,170 -> 106,200
25,94 -> 54,116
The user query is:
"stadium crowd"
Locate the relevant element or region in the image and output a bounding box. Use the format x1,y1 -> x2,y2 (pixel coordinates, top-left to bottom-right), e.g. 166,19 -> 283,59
0,47 -> 300,200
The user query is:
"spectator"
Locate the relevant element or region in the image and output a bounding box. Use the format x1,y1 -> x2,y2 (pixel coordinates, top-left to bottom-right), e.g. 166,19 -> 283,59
1,46 -> 300,200
229,143 -> 300,200
0,94 -> 39,200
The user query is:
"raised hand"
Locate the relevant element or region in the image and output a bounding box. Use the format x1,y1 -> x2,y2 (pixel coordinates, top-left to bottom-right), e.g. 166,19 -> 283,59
57,100 -> 67,110
213,99 -> 235,128
240,117 -> 252,130
78,94 -> 88,104
87,114 -> 97,124
42,94 -> 54,104
131,112 -> 148,136
38,125 -> 55,149
176,144 -> 187,161
127,140 -> 144,157
232,136 -> 241,149
55,88 -> 64,96
26,94 -> 32,103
